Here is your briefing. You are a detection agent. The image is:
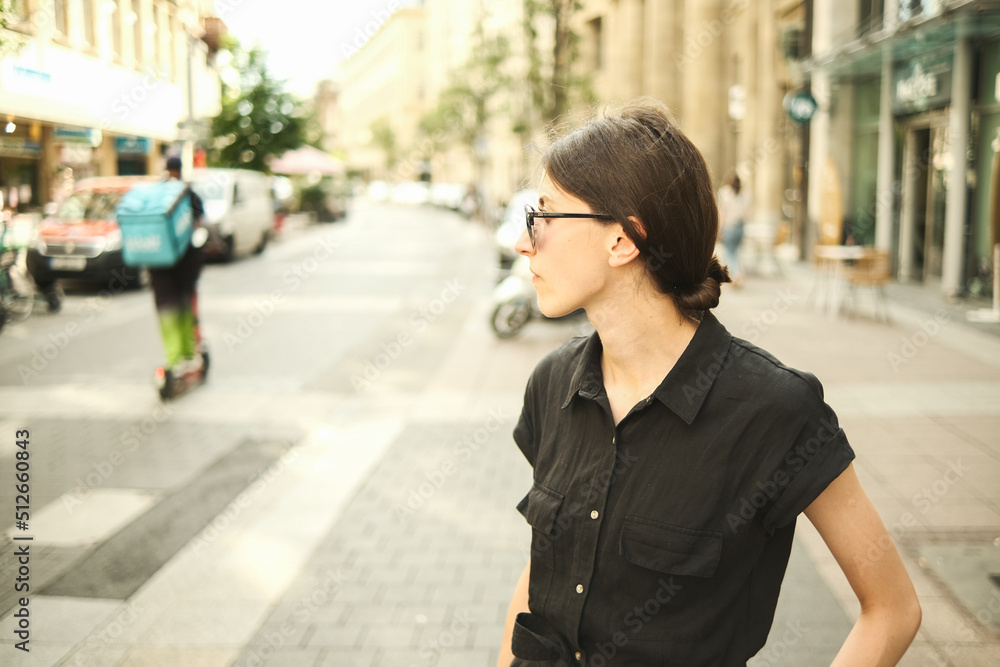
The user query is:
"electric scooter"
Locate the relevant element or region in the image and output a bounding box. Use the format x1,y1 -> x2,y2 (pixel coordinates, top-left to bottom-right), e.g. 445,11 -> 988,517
156,293 -> 210,401
154,226 -> 211,401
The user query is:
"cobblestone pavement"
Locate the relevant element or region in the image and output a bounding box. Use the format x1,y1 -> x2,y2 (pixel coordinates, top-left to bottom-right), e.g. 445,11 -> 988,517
236,421 -> 530,667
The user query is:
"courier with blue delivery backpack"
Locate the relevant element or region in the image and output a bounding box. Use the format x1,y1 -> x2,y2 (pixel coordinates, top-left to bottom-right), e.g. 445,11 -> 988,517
118,156 -> 210,400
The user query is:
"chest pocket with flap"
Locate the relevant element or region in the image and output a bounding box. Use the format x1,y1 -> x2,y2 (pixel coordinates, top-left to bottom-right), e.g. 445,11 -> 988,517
619,515 -> 723,578
517,481 -> 564,536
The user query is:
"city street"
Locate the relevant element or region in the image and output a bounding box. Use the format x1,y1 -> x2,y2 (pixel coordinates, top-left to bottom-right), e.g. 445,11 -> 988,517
0,200 -> 516,665
0,200 -> 998,666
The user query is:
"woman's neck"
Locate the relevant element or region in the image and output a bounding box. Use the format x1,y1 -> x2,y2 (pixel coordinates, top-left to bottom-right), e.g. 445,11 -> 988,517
588,286 -> 699,398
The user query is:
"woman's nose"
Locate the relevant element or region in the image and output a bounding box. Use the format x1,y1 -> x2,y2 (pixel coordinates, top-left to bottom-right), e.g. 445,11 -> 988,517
514,226 -> 534,256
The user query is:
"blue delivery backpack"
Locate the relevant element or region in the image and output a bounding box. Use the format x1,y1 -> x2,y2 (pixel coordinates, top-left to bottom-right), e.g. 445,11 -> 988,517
117,181 -> 194,268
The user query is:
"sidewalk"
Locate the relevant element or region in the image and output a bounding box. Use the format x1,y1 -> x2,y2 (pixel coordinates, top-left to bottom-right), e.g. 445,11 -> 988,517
4,245 -> 998,666
230,261 -> 1000,665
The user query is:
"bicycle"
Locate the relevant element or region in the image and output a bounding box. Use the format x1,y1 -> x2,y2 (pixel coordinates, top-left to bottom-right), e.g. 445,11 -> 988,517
0,215 -> 36,332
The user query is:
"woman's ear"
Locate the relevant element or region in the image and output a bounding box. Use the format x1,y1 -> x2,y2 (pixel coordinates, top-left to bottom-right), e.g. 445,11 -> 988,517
608,218 -> 643,268
628,215 -> 648,241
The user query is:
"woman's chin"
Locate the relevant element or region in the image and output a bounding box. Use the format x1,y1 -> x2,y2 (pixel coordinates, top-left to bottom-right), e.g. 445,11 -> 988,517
536,297 -> 575,319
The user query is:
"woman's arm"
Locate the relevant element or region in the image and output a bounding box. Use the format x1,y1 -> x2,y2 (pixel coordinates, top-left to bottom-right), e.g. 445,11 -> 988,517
804,464 -> 921,666
497,560 -> 531,667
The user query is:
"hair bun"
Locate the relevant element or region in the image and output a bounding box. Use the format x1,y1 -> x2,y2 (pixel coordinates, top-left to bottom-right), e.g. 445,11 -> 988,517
672,256 -> 731,313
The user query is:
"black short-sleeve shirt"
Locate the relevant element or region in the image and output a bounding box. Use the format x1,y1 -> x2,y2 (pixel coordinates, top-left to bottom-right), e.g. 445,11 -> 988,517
510,312 -> 855,666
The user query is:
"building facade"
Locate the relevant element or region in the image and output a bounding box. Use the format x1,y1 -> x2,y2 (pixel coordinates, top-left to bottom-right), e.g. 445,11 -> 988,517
335,0 -> 806,228
575,0 -> 801,249
0,0 -> 222,213
802,0 -> 1000,297
314,79 -> 340,154
336,5 -> 427,182
335,0 -> 528,208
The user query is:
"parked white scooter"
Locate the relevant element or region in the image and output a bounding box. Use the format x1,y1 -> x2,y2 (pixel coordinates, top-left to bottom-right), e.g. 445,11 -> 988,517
490,254 -> 538,338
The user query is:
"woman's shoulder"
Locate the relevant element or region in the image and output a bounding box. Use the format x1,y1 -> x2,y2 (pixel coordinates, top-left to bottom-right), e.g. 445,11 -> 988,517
535,333 -> 591,371
725,335 -> 827,410
525,334 -> 593,392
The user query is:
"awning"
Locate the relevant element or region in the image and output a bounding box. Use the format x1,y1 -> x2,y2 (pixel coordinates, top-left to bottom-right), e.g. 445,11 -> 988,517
270,145 -> 345,176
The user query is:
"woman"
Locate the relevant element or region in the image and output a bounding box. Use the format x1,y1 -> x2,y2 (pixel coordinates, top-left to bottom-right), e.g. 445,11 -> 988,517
497,99 -> 920,666
717,171 -> 750,288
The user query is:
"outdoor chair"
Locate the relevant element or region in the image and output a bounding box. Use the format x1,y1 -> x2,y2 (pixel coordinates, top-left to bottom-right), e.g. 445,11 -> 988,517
844,248 -> 891,322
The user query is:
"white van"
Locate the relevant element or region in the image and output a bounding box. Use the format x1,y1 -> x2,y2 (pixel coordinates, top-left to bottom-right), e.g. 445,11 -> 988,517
190,168 -> 273,261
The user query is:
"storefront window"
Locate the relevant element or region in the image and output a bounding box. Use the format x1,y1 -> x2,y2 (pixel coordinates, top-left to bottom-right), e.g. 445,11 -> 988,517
972,41 -> 1000,298
927,126 -> 949,280
0,164 -> 41,212
850,77 -> 881,246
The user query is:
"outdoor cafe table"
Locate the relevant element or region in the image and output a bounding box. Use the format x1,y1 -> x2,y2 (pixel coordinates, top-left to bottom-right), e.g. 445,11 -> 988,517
810,244 -> 866,318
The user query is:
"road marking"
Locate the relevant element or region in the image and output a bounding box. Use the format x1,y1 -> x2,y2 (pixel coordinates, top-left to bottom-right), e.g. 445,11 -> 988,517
200,293 -> 403,314
0,383 -> 159,419
262,260 -> 440,277
6,488 -> 159,548
55,419 -> 402,664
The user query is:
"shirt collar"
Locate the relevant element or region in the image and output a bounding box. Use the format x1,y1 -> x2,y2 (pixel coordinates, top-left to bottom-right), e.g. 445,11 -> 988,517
561,312 -> 733,425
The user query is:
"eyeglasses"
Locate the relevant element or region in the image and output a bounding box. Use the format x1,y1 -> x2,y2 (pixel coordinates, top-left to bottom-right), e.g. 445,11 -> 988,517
524,204 -> 614,249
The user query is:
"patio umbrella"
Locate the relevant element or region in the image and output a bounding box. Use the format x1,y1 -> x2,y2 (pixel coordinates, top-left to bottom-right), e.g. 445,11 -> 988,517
270,146 -> 345,176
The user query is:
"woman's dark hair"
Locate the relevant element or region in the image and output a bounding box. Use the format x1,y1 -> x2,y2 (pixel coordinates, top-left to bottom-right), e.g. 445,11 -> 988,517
725,172 -> 742,194
542,97 -> 731,317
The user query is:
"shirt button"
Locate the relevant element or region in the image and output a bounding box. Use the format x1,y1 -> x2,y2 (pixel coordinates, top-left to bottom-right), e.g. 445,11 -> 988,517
575,651 -> 582,661
576,584 -> 584,593
590,510 -> 599,519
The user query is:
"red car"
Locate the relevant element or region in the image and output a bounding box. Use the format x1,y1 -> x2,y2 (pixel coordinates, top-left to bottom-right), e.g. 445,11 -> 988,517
27,176 -> 158,295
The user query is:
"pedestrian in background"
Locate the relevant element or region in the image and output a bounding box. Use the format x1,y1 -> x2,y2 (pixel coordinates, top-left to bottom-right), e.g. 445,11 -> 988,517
149,156 -> 206,375
498,98 -> 920,666
718,171 -> 751,288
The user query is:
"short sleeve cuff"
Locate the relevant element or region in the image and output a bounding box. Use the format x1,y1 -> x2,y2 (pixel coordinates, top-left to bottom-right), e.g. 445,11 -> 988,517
763,428 -> 855,534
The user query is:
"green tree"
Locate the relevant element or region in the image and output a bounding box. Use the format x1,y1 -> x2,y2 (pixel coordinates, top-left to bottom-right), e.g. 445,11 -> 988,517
522,0 -> 590,131
0,1 -> 26,56
208,43 -> 316,172
415,24 -> 510,177
370,117 -> 398,174
408,25 -> 509,204
416,102 -> 460,161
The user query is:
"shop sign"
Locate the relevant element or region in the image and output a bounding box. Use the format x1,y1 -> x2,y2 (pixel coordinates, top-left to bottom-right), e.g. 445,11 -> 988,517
10,65 -> 52,86
0,137 -> 42,158
1,64 -> 53,96
58,143 -> 93,164
115,137 -> 151,156
54,126 -> 102,147
783,89 -> 818,124
893,55 -> 952,115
